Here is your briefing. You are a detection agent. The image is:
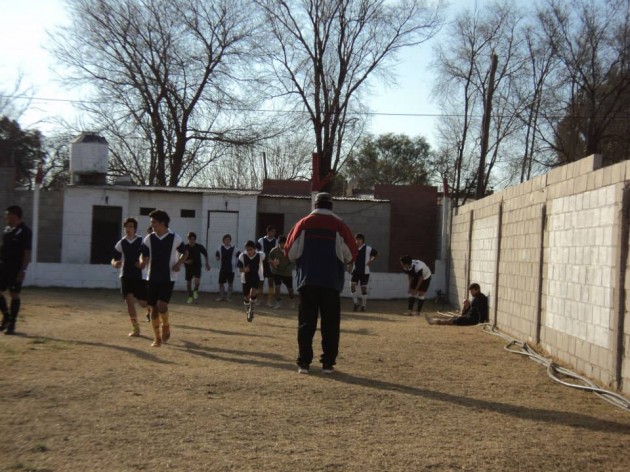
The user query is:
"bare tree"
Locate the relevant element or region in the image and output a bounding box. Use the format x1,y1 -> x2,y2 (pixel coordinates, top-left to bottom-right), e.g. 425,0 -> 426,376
538,0 -> 630,165
0,73 -> 33,121
256,0 -> 444,192
198,129 -> 315,189
433,1 -> 553,198
50,0 -> 269,187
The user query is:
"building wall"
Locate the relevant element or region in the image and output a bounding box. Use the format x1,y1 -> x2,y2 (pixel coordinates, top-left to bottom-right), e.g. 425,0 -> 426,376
374,184 -> 438,272
448,155 -> 630,393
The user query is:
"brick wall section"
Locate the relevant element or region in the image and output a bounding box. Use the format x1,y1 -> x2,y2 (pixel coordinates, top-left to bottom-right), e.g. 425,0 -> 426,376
258,195 -> 392,273
448,155 -> 630,394
374,184 -> 438,272
261,179 -> 311,196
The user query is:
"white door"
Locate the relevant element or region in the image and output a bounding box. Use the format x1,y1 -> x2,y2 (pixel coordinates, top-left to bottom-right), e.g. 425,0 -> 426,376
206,211 -> 239,255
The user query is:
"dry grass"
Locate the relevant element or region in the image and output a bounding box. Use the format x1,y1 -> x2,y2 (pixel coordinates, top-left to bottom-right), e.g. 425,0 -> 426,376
1,288 -> 629,472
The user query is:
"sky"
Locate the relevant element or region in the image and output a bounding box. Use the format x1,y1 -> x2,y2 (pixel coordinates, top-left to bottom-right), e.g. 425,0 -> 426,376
0,0 -> 484,148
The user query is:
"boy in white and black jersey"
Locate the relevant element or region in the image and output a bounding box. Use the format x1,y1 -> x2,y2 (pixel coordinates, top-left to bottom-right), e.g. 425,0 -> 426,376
139,210 -> 187,347
348,233 -> 378,312
400,255 -> 432,315
111,217 -> 148,337
215,234 -> 238,302
237,240 -> 264,322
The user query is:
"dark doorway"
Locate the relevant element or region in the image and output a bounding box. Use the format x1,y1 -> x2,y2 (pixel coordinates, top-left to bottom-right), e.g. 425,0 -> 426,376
257,213 -> 285,238
91,205 -> 123,264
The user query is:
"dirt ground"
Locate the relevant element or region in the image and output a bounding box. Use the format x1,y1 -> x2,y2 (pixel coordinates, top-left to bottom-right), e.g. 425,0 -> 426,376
1,288 -> 629,472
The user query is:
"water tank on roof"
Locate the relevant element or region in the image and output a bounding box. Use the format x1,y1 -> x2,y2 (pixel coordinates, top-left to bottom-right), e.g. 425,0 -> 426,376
70,132 -> 108,185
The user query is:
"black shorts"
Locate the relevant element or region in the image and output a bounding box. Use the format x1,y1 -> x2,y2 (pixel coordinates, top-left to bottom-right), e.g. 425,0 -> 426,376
351,274 -> 370,285
147,281 -> 175,305
242,281 -> 259,296
218,270 -> 235,284
0,267 -> 22,293
120,277 -> 147,301
273,274 -> 293,289
262,261 -> 272,278
185,264 -> 202,281
409,275 -> 431,292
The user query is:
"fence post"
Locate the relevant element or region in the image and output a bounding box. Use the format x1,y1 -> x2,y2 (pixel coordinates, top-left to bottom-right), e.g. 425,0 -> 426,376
492,201 -> 503,327
535,203 -> 547,344
613,184 -> 630,389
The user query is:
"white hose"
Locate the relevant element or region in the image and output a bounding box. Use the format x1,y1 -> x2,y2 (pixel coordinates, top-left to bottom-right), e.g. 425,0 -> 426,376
481,324 -> 630,412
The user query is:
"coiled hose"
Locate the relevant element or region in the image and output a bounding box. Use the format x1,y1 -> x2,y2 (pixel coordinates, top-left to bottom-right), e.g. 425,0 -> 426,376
436,311 -> 630,412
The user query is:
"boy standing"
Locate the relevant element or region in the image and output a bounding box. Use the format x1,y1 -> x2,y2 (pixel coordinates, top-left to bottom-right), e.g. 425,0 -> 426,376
139,210 -> 187,347
0,206 -> 32,335
257,225 -> 277,307
348,233 -> 378,312
111,217 -> 148,337
183,232 -> 210,304
215,234 -> 238,302
237,240 -> 265,322
269,235 -> 295,309
400,255 -> 432,316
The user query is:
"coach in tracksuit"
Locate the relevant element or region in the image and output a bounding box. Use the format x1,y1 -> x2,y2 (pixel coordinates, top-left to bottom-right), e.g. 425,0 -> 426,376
285,192 -> 358,374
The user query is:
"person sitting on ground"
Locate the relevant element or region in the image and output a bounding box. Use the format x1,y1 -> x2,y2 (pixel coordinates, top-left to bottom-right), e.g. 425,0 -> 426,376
427,283 -> 488,325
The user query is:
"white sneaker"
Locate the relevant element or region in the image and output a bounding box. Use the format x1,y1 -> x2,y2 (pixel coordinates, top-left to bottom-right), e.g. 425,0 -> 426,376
297,365 -> 309,374
187,297 -> 194,304
215,296 -> 225,302
193,290 -> 199,300
272,302 -> 282,309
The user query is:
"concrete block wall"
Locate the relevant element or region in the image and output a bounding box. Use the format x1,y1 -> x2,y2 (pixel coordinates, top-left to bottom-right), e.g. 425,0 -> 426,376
448,155 -> 630,393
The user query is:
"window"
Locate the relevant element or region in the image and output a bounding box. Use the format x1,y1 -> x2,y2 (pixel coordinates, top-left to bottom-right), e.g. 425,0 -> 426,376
181,209 -> 196,218
139,207 -> 154,216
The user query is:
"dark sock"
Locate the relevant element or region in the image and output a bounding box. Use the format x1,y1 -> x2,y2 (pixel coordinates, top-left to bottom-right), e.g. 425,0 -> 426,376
0,296 -> 8,316
416,299 -> 425,313
408,297 -> 415,310
10,298 -> 20,317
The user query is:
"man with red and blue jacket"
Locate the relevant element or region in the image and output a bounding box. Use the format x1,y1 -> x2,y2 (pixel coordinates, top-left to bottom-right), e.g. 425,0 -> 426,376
285,192 -> 358,374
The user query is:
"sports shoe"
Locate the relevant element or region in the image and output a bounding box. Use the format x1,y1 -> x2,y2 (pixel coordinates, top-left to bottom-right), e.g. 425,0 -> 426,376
215,296 -> 226,302
151,339 -> 161,347
128,326 -> 140,337
297,363 -> 310,374
226,296 -> 232,302
353,304 -> 359,312
272,301 -> 282,309
145,313 -> 151,322
162,325 -> 171,343
359,305 -> 366,312
322,364 -> 334,374
247,306 -> 254,322
193,290 -> 199,300
187,296 -> 194,304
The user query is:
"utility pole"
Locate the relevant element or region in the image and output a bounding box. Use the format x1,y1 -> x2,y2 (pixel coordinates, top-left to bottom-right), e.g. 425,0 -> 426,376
477,53 -> 498,199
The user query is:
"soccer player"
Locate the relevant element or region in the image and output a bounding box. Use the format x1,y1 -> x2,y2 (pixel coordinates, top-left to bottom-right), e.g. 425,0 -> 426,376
269,235 -> 295,309
215,234 -> 238,302
257,225 -> 277,307
400,255 -> 432,316
183,232 -> 210,304
0,206 -> 32,335
237,240 -> 265,322
111,217 -> 148,337
139,210 -> 187,347
348,233 -> 378,312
